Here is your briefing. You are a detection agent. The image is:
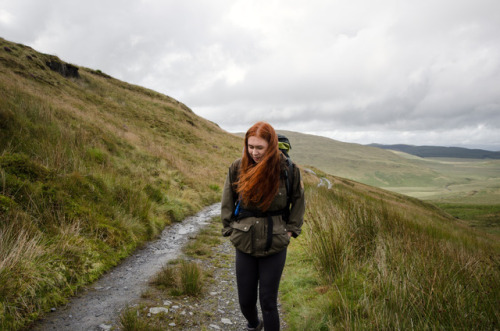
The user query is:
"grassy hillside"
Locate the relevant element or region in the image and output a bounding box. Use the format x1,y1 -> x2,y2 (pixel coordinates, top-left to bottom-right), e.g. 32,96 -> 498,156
281,169 -> 499,330
0,37 -> 241,329
276,130 -> 444,188
279,130 -> 500,234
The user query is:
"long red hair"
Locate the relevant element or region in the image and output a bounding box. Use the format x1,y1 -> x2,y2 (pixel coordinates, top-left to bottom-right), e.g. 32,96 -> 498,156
236,122 -> 281,211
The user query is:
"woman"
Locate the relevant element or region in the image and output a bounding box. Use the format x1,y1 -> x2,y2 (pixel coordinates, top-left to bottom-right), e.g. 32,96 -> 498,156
221,122 -> 305,331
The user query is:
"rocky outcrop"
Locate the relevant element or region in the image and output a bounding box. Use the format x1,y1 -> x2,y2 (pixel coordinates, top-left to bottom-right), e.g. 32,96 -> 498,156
45,56 -> 80,78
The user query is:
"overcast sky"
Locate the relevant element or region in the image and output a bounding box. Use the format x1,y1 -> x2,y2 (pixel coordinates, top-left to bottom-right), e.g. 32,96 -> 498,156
1,0 -> 500,150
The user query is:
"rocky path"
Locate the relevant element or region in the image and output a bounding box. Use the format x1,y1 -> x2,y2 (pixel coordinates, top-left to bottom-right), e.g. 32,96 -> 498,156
32,204 -> 221,331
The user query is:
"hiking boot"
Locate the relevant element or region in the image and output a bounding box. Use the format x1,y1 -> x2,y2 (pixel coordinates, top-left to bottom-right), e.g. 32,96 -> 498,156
247,319 -> 263,331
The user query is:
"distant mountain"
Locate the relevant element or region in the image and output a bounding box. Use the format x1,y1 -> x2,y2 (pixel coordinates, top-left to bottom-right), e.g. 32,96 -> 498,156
368,144 -> 500,159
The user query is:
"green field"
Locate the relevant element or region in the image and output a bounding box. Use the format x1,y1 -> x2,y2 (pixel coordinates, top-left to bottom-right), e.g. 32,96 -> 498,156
386,153 -> 500,201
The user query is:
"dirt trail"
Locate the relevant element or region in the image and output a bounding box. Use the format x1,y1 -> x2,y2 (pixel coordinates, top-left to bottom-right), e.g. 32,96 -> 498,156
32,203 -> 221,331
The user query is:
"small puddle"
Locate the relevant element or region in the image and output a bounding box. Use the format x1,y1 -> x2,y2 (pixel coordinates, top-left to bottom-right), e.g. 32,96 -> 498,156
33,203 -> 221,331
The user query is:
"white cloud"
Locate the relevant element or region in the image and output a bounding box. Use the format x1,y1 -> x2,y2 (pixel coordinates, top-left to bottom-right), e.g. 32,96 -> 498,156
0,9 -> 14,25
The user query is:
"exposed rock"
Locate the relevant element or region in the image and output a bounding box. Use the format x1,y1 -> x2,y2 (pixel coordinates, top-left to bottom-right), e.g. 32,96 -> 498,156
221,318 -> 233,325
149,307 -> 169,315
45,57 -> 80,78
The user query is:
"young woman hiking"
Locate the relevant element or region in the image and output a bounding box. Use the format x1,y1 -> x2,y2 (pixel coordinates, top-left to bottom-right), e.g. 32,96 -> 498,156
221,122 -> 305,331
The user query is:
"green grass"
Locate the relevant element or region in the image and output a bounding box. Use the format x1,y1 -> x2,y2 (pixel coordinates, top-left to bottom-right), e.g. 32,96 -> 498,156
434,203 -> 500,235
183,220 -> 223,258
119,306 -> 161,331
281,172 -> 500,330
151,261 -> 204,297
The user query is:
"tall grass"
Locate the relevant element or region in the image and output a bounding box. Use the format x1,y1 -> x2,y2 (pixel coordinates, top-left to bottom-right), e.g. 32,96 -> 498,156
151,261 -> 204,297
283,174 -> 499,330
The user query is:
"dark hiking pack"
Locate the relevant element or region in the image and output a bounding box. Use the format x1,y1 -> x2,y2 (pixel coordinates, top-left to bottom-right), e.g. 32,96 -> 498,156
277,133 -> 295,222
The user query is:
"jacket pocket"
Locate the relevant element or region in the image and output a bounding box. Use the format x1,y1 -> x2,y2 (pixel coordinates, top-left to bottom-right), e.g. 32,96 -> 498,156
230,221 -> 253,254
274,185 -> 288,210
270,219 -> 290,254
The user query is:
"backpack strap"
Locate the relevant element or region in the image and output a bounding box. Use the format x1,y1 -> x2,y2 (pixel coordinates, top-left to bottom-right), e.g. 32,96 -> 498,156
282,155 -> 295,223
229,159 -> 242,216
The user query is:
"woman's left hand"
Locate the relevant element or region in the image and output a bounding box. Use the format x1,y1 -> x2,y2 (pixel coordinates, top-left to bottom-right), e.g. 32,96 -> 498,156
287,231 -> 293,238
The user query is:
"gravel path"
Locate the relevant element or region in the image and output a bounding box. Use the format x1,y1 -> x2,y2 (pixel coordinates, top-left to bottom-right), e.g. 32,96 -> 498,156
32,204 -> 221,331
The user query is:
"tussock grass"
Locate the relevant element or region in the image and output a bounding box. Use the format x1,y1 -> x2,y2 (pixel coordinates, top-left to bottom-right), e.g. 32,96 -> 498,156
151,261 -> 204,297
119,306 -> 160,331
281,171 -> 500,330
180,262 -> 204,296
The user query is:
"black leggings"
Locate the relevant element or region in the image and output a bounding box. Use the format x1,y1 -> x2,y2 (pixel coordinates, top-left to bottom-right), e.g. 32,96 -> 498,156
235,248 -> 287,331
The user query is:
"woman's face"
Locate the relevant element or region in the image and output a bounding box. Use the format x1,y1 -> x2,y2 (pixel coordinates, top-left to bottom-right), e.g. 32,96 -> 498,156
247,136 -> 269,163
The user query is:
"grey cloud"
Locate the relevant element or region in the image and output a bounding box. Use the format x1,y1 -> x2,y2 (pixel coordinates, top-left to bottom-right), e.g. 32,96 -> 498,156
1,0 -> 499,149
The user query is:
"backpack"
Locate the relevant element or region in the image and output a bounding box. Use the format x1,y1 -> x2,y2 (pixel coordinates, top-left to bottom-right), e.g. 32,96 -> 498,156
278,133 -> 292,157
277,134 -> 294,221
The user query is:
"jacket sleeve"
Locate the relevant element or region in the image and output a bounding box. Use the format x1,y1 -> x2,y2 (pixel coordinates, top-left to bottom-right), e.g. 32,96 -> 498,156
221,162 -> 237,237
287,165 -> 305,237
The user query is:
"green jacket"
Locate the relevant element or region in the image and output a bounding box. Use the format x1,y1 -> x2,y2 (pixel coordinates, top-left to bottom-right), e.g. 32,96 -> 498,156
221,155 -> 305,257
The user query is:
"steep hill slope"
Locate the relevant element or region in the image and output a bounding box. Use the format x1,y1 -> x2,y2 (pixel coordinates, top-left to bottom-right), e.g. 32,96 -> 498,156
0,37 -> 242,329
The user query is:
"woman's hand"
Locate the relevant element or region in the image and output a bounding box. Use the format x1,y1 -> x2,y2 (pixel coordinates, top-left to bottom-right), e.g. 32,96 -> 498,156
287,231 -> 293,238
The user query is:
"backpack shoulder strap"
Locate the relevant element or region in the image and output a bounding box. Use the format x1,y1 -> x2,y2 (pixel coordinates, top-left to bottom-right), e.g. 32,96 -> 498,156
229,158 -> 242,203
282,155 -> 295,221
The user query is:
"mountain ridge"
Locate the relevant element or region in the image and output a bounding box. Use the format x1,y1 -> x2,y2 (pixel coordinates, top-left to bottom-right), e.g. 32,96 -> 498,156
368,143 -> 500,159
